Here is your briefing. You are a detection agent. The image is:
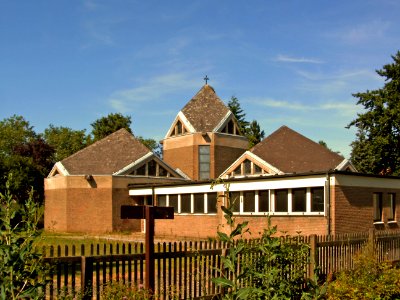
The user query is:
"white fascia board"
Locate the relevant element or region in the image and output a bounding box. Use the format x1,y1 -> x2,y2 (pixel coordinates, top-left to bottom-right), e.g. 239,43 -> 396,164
246,152 -> 282,175
113,152 -> 153,175
213,111 -> 232,132
335,159 -> 358,172
219,151 -> 248,177
129,175 -> 327,196
164,111 -> 195,139
48,162 -> 69,177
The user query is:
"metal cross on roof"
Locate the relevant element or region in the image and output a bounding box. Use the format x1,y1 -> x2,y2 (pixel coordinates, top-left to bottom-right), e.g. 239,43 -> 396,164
204,75 -> 209,84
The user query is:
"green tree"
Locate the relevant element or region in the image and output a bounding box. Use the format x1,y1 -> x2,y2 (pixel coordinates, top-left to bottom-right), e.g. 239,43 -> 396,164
247,120 -> 265,148
228,96 -> 249,134
137,136 -> 163,158
347,51 -> 400,175
0,175 -> 48,299
43,125 -> 89,162
0,115 -> 53,205
90,113 -> 132,141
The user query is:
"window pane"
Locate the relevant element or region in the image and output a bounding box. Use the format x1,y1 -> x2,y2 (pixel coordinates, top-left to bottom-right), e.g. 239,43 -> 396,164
244,160 -> 251,175
373,193 -> 383,222
136,164 -> 146,175
311,187 -> 324,212
292,188 -> 306,212
180,194 -> 191,213
227,120 -> 234,134
148,160 -> 156,176
275,190 -> 288,212
229,192 -> 240,212
199,146 -> 210,180
193,193 -> 204,213
254,164 -> 262,174
259,190 -> 269,212
158,195 -> 166,207
233,165 -> 241,176
158,165 -> 168,177
207,193 -> 218,213
389,193 -> 396,221
169,195 -> 178,213
243,191 -> 255,212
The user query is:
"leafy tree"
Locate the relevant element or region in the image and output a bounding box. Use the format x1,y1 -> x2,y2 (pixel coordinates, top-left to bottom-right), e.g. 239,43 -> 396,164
137,136 -> 163,158
43,125 -> 89,162
0,175 -> 48,299
347,51 -> 400,175
90,113 -> 132,141
247,120 -> 265,148
0,115 -> 53,205
228,96 -> 249,134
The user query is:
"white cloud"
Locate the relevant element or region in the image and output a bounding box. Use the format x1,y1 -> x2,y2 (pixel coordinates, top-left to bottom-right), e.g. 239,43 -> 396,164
108,73 -> 200,112
275,54 -> 324,64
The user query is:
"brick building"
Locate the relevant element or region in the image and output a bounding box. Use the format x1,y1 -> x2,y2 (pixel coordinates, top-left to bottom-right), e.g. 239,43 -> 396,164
45,84 -> 400,236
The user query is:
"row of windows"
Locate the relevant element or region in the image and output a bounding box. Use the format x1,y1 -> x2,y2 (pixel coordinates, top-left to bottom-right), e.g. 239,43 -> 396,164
130,159 -> 171,177
373,193 -> 396,223
228,159 -> 265,178
229,187 -> 324,214
157,193 -> 218,214
154,187 -> 324,215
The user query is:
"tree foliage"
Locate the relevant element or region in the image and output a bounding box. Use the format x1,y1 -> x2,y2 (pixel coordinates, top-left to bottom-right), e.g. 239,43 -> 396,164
90,113 -> 132,141
43,125 -> 89,162
247,120 -> 265,148
0,175 -> 48,299
348,51 -> 400,175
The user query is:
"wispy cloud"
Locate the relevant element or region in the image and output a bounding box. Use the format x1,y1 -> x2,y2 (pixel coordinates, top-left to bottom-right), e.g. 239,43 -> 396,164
275,54 -> 324,64
332,20 -> 391,44
108,73 -> 200,112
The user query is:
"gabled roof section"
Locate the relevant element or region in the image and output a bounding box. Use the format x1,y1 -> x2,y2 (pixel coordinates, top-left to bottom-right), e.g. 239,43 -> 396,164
180,84 -> 231,133
250,126 -> 346,174
59,128 -> 152,175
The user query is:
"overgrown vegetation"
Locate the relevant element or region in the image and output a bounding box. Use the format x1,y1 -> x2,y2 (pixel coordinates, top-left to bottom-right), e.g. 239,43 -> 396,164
0,175 -> 48,299
327,241 -> 400,299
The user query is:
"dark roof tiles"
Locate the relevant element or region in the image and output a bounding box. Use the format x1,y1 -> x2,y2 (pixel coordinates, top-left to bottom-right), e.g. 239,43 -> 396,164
251,126 -> 344,173
61,128 -> 151,175
181,84 -> 230,132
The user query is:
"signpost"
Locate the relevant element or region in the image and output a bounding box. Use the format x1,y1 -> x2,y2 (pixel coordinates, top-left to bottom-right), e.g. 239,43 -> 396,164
120,205 -> 174,293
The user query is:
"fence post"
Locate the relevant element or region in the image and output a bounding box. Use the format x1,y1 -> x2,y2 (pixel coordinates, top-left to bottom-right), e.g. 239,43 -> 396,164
309,235 -> 317,279
81,256 -> 93,300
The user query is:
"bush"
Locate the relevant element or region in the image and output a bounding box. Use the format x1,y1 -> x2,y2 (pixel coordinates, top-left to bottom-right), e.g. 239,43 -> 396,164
0,175 -> 48,299
327,241 -> 400,299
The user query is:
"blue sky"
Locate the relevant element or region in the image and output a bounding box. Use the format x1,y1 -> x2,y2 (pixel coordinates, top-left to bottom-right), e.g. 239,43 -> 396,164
1,1 -> 399,158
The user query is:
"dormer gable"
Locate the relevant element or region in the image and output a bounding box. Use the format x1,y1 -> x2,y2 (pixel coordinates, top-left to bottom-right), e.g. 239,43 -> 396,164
220,151 -> 282,179
165,112 -> 195,139
213,111 -> 243,136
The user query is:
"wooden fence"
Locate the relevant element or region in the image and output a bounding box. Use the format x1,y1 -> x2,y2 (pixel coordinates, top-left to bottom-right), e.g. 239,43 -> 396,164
41,229 -> 400,299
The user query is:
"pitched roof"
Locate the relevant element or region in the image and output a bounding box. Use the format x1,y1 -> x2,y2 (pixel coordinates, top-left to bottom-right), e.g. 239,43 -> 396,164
180,84 -> 230,132
60,128 -> 151,175
250,126 -> 344,173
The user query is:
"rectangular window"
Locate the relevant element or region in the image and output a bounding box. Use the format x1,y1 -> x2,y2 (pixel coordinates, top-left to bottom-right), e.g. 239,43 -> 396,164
258,190 -> 269,212
169,195 -> 178,213
148,160 -> 157,176
229,191 -> 241,212
373,193 -> 383,222
292,188 -> 306,212
199,145 -> 210,180
193,193 -> 205,213
157,195 -> 167,207
311,187 -> 324,212
389,193 -> 396,221
243,191 -> 255,212
207,193 -> 218,213
180,194 -> 191,213
275,189 -> 288,212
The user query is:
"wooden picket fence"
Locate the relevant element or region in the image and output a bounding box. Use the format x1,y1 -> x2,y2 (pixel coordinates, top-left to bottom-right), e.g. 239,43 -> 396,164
41,229 -> 400,299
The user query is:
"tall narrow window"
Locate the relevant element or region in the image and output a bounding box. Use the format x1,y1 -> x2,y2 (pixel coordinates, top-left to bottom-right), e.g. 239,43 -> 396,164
311,187 -> 324,212
229,192 -> 241,212
292,188 -> 306,212
207,193 -> 218,213
389,193 -> 396,221
180,194 -> 191,213
158,195 -> 167,207
373,193 -> 383,222
169,195 -> 178,213
258,190 -> 269,212
244,159 -> 252,175
193,193 -> 204,213
199,145 -> 210,180
148,160 -> 157,176
275,189 -> 288,212
243,191 -> 255,213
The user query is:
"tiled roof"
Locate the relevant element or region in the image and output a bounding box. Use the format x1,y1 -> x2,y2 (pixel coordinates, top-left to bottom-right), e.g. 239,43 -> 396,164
251,126 -> 344,173
181,84 -> 230,132
61,128 -> 151,175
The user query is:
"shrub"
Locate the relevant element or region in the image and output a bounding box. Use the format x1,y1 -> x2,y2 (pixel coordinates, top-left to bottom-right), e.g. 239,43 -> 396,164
327,241 -> 400,299
0,175 -> 48,299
